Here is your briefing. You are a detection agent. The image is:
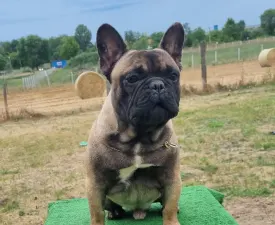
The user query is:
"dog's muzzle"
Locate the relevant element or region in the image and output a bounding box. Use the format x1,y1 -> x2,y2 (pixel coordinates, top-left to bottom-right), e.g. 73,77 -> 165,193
149,80 -> 165,103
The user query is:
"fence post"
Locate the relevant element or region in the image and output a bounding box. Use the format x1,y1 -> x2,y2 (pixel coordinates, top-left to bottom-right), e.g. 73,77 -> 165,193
238,48 -> 241,61
200,41 -> 207,90
44,71 -> 51,87
71,72 -> 74,84
214,50 -> 217,63
191,54 -> 194,68
3,82 -> 10,120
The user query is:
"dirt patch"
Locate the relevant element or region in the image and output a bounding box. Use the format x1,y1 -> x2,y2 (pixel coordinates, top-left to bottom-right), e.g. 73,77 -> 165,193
224,197 -> 275,225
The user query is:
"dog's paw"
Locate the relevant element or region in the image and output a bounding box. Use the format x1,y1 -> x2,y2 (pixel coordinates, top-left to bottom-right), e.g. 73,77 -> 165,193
159,206 -> 180,216
106,209 -> 125,220
164,222 -> 180,225
133,210 -> 147,220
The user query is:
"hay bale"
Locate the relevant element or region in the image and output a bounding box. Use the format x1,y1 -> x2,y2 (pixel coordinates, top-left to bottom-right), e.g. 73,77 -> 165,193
75,71 -> 107,99
258,48 -> 275,67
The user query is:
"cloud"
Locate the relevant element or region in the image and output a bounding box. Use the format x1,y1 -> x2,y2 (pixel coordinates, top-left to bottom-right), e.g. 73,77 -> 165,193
0,17 -> 48,26
79,1 -> 143,13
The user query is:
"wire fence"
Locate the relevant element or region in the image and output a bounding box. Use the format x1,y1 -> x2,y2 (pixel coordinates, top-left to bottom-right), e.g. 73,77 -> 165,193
182,41 -> 275,68
1,40 -> 275,122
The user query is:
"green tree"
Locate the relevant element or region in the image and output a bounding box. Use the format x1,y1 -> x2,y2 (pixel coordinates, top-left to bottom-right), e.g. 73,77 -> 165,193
208,30 -> 223,43
260,9 -> 275,35
9,52 -> 21,69
59,36 -> 80,59
74,24 -> 92,51
249,27 -> 265,39
131,35 -> 149,50
1,42 -> 12,55
24,35 -> 49,69
17,37 -> 28,67
124,30 -> 141,48
183,23 -> 193,47
10,39 -> 19,52
236,20 -> 246,40
48,35 -> 68,60
222,18 -> 239,41
150,32 -> 164,48
0,54 -> 7,71
68,51 -> 99,68
0,44 -> 4,55
190,27 -> 206,46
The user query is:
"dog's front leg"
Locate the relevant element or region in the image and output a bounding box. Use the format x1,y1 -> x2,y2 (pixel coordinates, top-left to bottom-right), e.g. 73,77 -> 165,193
162,162 -> 181,225
86,172 -> 106,225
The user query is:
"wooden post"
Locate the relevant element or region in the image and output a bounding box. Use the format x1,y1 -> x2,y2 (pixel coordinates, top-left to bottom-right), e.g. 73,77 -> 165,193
3,82 -> 10,120
200,41 -> 207,90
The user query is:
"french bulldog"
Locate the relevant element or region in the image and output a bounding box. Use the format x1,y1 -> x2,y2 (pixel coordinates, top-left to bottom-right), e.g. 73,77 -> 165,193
85,22 -> 185,225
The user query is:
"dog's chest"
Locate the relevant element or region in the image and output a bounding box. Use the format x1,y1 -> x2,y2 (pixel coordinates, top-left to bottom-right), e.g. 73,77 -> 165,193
118,143 -> 156,182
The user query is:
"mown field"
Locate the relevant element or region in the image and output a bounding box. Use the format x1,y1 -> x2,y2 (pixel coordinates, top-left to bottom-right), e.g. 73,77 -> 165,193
0,59 -> 273,120
0,85 -> 275,225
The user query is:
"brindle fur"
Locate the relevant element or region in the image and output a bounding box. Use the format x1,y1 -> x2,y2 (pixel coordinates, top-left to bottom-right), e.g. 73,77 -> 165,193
86,22 -> 185,225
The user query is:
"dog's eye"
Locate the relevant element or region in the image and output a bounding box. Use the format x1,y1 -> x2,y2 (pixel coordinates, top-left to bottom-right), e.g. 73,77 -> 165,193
127,75 -> 139,83
170,73 -> 178,81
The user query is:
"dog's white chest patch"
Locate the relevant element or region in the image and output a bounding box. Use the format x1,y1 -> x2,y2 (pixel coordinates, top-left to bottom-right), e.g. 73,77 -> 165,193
119,143 -> 154,181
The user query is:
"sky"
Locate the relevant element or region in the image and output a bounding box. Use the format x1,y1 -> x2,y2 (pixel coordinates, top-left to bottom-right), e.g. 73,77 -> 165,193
0,0 -> 274,42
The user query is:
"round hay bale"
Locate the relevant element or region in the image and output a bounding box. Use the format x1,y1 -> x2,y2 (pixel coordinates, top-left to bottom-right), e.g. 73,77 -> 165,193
258,48 -> 275,67
75,71 -> 107,99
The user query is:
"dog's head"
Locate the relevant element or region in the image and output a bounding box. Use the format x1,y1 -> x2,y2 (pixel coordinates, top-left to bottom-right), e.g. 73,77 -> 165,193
96,23 -> 184,140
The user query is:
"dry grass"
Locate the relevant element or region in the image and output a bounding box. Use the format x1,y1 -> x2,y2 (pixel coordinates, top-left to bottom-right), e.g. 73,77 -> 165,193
0,84 -> 275,225
1,60 -> 275,123
180,59 -> 275,87
0,84 -> 105,122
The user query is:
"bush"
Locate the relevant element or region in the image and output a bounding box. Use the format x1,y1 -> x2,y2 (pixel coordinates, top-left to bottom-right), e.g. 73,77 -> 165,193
21,67 -> 33,73
0,54 -> 7,71
68,51 -> 99,68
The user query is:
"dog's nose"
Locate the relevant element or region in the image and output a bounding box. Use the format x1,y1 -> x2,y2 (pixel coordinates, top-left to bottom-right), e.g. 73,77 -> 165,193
149,80 -> 165,92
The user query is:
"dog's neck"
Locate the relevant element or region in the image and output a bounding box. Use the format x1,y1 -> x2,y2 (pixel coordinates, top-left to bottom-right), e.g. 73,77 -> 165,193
117,120 -> 166,144
105,123 -> 174,154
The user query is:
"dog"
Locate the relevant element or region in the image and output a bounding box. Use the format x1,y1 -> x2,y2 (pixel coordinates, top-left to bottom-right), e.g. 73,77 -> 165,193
85,22 -> 185,225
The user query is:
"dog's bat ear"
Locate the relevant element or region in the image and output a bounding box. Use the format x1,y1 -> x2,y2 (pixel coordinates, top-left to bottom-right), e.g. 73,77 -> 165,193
159,22 -> 185,71
96,23 -> 127,83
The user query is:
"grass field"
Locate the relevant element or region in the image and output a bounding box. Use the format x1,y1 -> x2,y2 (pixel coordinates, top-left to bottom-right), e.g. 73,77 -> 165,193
0,85 -> 275,225
182,40 -> 275,68
1,59 -> 274,121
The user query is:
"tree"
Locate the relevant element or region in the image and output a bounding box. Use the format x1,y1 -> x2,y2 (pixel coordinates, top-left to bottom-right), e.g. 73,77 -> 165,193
0,54 -> 7,71
222,18 -> 239,42
131,35 -> 149,50
0,44 -> 4,55
124,30 -> 141,48
182,23 -> 193,47
59,36 -> 80,59
24,35 -> 49,69
74,24 -> 92,51
48,35 -> 68,60
208,30 -> 223,43
190,27 -> 206,46
17,37 -> 28,67
260,9 -> 275,35
1,42 -> 12,55
9,52 -> 21,69
150,32 -> 164,48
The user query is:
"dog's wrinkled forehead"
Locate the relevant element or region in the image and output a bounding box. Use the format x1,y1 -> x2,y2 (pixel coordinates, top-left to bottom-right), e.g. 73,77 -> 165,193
111,48 -> 178,83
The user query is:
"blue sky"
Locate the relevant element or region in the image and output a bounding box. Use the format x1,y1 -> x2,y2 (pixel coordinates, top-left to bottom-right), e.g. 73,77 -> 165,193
0,0 -> 274,42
